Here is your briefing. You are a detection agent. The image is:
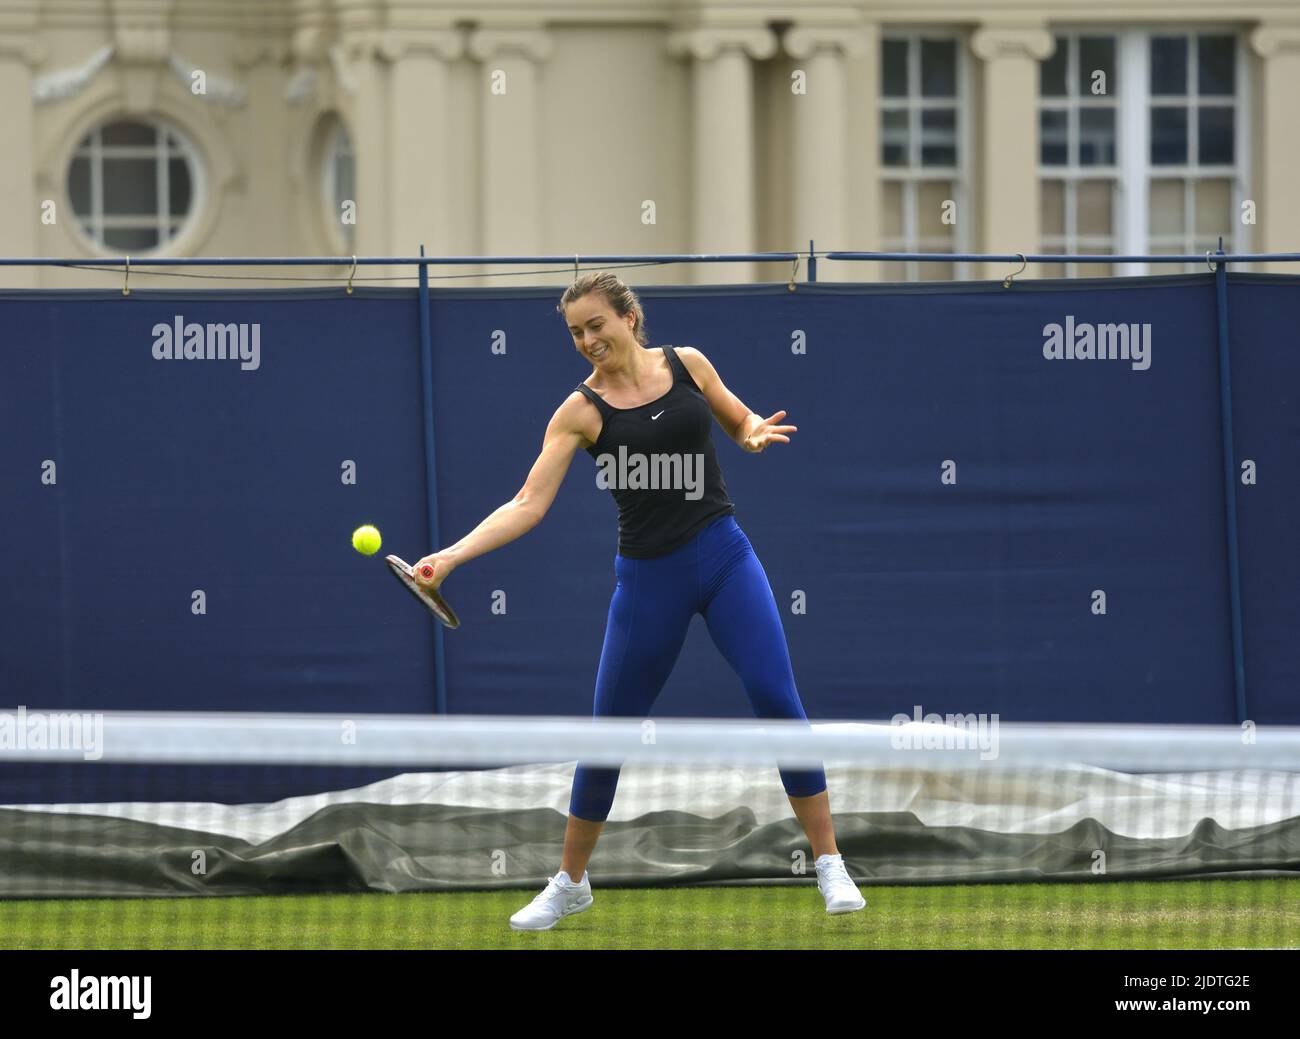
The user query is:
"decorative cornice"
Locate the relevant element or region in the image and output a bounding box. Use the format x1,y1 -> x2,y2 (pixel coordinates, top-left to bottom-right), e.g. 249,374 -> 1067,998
667,27 -> 778,62
378,28 -> 465,63
328,42 -> 359,95
970,24 -> 1055,63
168,53 -> 248,106
1250,24 -> 1300,58
232,39 -> 293,69
113,25 -> 170,65
32,45 -> 114,102
284,66 -> 317,104
467,28 -> 553,63
32,44 -> 249,106
291,24 -> 329,64
785,25 -> 870,61
336,28 -> 385,63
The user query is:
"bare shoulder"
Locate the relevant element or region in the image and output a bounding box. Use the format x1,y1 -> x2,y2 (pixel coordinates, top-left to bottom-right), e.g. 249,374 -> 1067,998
554,388 -> 592,425
554,388 -> 601,446
673,345 -> 718,388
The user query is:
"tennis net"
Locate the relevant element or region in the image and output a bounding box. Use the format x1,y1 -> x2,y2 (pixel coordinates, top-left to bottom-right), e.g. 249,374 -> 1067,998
1,710 -> 1297,949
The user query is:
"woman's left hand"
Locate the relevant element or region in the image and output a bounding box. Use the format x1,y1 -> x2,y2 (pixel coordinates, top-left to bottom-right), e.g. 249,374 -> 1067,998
742,410 -> 797,453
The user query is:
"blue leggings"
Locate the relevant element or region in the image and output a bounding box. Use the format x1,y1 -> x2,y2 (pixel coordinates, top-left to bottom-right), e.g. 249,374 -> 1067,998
569,514 -> 827,821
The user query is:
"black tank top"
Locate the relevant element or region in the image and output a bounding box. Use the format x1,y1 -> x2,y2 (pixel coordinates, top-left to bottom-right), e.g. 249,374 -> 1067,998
575,346 -> 736,558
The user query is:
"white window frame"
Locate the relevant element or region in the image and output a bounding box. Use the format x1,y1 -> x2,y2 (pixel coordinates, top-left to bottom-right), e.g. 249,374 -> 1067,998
1038,33 -> 1124,277
879,30 -> 972,281
67,117 -> 202,255
1040,27 -> 1251,276
1141,29 -> 1250,272
320,117 -> 356,254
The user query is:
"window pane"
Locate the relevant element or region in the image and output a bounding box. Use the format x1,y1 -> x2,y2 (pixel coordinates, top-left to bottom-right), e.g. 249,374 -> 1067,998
1195,178 -> 1232,235
1078,37 -> 1116,97
168,158 -> 192,216
917,180 -> 954,238
68,157 -> 91,211
1149,179 -> 1186,234
1041,180 -> 1065,236
1078,108 -> 1116,165
881,181 -> 904,238
882,39 -> 908,97
101,120 -> 156,147
1197,36 -> 1235,96
104,226 -> 160,250
1198,107 -> 1234,164
1077,180 -> 1113,236
919,108 -> 956,166
1040,39 -> 1067,97
1040,109 -> 1068,165
1151,106 -> 1188,164
920,39 -> 956,97
102,158 -> 158,214
1151,36 -> 1188,94
882,108 -> 908,166
335,150 -> 354,201
64,118 -> 200,252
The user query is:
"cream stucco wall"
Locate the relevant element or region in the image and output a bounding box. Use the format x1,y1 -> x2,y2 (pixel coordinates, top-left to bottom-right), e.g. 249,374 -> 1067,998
1,0 -> 1298,290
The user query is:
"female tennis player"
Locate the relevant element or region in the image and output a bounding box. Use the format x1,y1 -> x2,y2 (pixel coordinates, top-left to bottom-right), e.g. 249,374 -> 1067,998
414,271 -> 864,930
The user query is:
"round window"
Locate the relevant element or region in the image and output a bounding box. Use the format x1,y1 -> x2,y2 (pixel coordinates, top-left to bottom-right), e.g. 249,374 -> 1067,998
67,118 -> 200,252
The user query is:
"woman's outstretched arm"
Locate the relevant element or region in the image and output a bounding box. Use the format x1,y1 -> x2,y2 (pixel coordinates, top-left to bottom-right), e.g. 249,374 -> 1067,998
675,346 -> 797,452
414,393 -> 589,589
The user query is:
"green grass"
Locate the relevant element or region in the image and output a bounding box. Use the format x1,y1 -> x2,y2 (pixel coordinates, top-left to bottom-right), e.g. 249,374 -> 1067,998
2,878 -> 1296,949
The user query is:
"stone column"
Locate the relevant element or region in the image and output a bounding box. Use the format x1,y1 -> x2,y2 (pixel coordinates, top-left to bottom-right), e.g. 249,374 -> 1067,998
468,27 -> 552,279
668,27 -> 777,284
0,31 -> 40,286
785,24 -> 869,282
381,27 -> 465,260
332,30 -> 389,272
1250,24 -> 1300,273
970,24 -> 1055,280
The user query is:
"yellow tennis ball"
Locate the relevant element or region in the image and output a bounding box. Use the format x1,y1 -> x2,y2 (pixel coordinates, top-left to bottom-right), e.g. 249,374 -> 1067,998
352,524 -> 382,556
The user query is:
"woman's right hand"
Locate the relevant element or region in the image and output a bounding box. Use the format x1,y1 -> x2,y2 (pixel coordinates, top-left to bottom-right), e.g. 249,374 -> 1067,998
413,550 -> 455,591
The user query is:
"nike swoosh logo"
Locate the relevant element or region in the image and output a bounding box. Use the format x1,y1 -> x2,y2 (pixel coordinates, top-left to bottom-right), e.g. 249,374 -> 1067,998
651,411 -> 665,420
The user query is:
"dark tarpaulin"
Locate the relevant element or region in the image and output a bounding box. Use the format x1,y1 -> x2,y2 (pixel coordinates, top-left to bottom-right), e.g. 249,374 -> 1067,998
1,276 -> 1297,809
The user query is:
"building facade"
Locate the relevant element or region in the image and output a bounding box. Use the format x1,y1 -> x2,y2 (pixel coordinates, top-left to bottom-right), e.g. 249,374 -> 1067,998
1,0 -> 1298,288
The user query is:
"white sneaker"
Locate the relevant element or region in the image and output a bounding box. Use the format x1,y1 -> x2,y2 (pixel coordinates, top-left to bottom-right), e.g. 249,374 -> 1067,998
509,871 -> 594,931
815,854 -> 866,914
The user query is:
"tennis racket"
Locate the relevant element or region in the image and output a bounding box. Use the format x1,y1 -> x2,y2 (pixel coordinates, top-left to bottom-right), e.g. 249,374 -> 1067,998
385,555 -> 461,629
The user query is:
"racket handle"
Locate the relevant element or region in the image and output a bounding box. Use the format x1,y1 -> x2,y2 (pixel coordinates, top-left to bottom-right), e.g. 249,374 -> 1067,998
419,564 -> 434,580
